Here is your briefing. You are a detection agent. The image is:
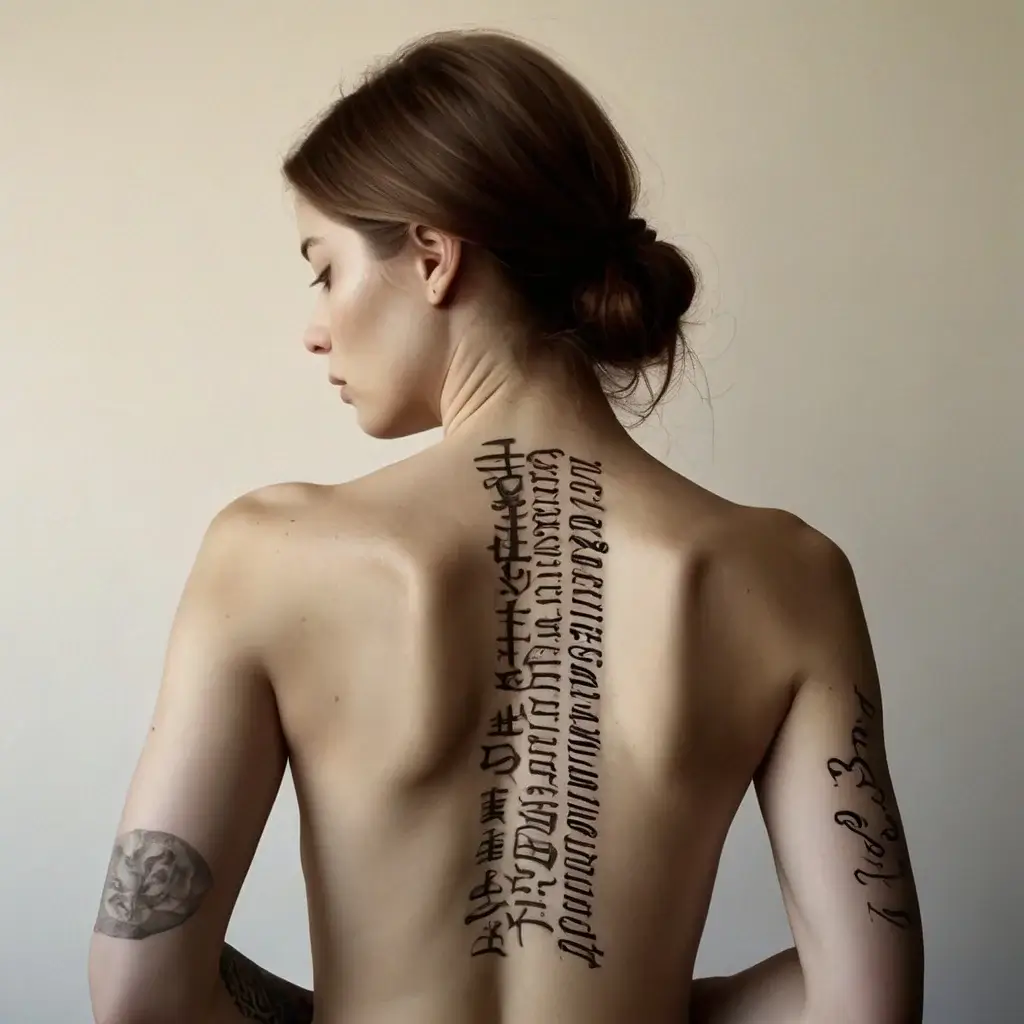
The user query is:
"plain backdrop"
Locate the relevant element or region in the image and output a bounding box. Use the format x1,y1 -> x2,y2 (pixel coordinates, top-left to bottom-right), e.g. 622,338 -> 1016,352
1,1 -> 1020,1021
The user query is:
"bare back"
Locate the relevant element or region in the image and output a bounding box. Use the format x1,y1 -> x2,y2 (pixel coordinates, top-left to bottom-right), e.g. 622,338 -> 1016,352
88,29 -> 923,1023
261,427 -> 808,1024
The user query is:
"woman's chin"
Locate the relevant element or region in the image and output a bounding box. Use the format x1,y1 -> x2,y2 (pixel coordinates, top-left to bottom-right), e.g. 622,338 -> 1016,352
354,403 -> 440,440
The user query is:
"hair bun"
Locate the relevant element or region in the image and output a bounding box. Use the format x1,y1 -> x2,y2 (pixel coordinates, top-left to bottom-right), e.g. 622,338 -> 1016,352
620,216 -> 657,252
571,220 -> 698,372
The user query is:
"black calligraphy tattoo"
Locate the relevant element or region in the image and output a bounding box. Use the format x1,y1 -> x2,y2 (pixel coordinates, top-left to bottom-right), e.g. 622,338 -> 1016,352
556,454 -> 607,969
465,439 -> 528,957
828,686 -> 917,932
465,442 -> 606,969
93,829 -> 213,939
219,945 -> 314,1024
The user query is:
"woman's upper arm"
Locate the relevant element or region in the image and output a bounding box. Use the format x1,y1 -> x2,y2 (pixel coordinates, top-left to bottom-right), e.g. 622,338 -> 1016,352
754,539 -> 924,1024
88,496 -> 289,1024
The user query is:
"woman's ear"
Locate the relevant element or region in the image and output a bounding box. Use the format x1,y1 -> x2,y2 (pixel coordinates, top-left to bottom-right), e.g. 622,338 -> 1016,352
408,224 -> 461,306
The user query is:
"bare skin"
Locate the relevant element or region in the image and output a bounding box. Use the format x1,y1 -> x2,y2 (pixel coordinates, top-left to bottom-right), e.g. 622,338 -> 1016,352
230,424 -> 920,1024
89,202 -> 923,1024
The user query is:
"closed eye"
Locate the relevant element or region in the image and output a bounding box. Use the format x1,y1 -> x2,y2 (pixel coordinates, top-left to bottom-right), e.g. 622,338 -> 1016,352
310,266 -> 331,292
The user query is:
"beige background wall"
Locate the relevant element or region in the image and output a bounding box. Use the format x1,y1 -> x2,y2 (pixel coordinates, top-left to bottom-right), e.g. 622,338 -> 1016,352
1,1 -> 1020,1021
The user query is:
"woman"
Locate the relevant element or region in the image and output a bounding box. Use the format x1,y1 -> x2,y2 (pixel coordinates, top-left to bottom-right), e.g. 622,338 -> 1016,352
89,29 -> 923,1024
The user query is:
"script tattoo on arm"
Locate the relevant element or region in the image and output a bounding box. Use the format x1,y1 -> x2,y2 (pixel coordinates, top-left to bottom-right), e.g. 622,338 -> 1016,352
219,945 -> 314,1024
827,687 -> 917,932
93,829 -> 213,939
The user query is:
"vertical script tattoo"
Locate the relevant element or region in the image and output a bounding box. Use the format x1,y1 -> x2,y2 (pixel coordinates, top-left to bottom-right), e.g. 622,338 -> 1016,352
465,441 -> 607,969
828,686 -> 916,931
558,454 -> 607,968
219,945 -> 314,1024
93,829 -> 213,939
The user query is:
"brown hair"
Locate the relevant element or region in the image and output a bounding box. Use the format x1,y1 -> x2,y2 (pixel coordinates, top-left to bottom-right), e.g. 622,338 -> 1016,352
283,29 -> 698,419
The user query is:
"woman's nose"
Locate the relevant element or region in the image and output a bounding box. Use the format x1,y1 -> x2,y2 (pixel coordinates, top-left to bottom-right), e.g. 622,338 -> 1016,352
304,325 -> 331,355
